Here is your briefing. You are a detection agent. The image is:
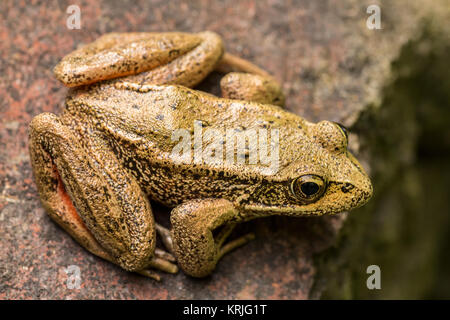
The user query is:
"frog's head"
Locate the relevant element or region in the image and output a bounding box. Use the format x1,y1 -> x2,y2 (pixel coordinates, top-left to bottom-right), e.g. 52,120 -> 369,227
245,120 -> 373,216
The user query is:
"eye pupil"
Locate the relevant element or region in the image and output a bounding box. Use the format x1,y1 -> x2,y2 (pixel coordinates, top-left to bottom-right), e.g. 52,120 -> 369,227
301,182 -> 319,196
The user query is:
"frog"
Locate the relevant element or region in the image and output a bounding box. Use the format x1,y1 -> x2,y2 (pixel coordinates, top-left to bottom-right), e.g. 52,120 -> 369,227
29,31 -> 373,280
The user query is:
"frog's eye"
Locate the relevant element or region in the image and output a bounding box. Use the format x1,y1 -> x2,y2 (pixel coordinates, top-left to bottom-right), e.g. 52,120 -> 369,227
291,174 -> 327,202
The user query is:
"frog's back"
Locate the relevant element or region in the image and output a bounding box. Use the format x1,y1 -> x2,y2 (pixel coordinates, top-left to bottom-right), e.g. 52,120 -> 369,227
64,83 -> 308,207
66,83 -> 307,153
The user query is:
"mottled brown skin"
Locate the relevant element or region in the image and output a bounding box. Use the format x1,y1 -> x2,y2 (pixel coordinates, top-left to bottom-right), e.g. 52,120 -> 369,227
29,31 -> 372,279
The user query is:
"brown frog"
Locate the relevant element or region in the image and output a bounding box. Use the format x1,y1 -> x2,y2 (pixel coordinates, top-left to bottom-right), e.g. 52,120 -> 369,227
29,31 -> 372,280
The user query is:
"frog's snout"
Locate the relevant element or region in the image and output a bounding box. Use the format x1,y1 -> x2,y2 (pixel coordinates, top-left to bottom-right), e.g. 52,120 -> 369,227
354,172 -> 373,207
344,151 -> 373,208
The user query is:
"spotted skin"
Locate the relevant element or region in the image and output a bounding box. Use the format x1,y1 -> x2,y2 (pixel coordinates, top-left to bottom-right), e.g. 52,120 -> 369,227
29,31 -> 372,278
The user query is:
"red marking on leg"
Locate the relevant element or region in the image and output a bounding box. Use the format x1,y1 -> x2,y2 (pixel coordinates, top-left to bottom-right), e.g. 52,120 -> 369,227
49,163 -> 113,262
52,163 -> 89,232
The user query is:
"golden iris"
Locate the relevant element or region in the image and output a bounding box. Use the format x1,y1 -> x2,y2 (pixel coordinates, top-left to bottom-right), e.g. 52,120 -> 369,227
291,174 -> 327,202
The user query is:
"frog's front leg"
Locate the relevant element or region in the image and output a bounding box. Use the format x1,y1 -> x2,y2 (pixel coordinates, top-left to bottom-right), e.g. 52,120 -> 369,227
29,113 -> 177,280
170,199 -> 254,278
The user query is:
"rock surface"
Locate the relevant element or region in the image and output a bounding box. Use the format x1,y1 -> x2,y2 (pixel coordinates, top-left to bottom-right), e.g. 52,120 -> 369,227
1,0 -> 449,299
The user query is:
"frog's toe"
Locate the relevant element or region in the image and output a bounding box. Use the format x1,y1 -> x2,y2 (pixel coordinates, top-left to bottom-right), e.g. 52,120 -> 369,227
137,269 -> 162,281
137,251 -> 179,281
218,232 -> 256,260
146,254 -> 179,274
155,248 -> 176,262
155,223 -> 174,255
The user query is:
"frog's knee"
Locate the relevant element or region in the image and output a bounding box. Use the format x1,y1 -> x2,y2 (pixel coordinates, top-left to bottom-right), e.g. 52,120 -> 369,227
197,30 -> 224,51
220,72 -> 285,106
29,113 -> 61,134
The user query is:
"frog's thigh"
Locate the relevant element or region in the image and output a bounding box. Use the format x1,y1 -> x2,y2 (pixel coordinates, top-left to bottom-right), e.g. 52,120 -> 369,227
220,72 -> 285,107
116,31 -> 224,89
29,113 -> 155,272
170,199 -> 252,277
55,31 -> 223,87
29,115 -> 113,264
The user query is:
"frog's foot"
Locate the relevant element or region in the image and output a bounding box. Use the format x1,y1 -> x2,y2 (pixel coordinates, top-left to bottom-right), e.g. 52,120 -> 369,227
138,248 -> 178,281
170,199 -> 254,278
137,225 -> 178,280
215,224 -> 256,261
216,53 -> 285,107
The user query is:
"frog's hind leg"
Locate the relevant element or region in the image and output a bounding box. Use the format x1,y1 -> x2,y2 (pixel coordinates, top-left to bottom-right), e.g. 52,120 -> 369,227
55,31 -> 224,88
128,31 -> 224,88
29,113 -> 177,280
216,53 -> 286,107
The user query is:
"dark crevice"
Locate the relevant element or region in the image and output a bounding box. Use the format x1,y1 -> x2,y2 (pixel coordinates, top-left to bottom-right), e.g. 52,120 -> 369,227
313,20 -> 450,299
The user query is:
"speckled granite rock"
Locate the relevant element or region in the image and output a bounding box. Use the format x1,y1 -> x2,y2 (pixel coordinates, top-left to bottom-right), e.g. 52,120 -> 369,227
1,0 -> 448,299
